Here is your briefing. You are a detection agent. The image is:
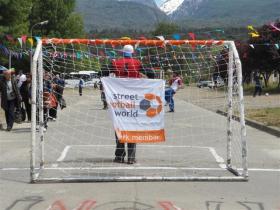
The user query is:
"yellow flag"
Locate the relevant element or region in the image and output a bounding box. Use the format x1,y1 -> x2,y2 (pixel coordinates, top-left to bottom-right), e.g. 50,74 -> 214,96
247,25 -> 255,31
249,32 -> 260,38
28,37 -> 34,46
120,36 -> 131,40
247,25 -> 259,38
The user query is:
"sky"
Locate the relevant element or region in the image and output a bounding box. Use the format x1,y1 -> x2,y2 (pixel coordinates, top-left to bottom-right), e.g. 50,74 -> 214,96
155,0 -> 165,6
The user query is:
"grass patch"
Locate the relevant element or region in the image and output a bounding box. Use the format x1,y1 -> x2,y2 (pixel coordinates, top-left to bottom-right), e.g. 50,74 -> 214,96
246,107 -> 280,128
243,83 -> 280,95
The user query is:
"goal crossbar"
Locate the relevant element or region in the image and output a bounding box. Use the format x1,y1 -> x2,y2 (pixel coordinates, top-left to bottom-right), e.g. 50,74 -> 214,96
42,38 -> 225,46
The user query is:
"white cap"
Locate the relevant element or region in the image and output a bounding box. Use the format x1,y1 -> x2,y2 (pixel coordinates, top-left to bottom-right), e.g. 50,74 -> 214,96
122,45 -> 134,54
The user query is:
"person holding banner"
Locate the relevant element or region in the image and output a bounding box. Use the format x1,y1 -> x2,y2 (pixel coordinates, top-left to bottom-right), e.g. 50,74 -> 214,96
113,44 -> 147,164
102,45 -> 151,164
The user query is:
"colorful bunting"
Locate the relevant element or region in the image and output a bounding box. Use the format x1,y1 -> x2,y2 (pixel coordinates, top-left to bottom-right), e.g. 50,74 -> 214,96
215,29 -> 225,33
120,36 -> 131,40
21,35 -> 27,44
28,38 -> 34,46
249,32 -> 260,38
172,34 -> 181,40
247,25 -> 260,38
139,36 -> 147,40
17,38 -> 23,48
6,34 -> 14,42
155,36 -> 165,41
35,36 -> 41,42
188,32 -> 196,40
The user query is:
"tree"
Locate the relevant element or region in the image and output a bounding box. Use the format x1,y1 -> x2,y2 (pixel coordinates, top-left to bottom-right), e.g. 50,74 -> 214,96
237,21 -> 280,87
29,0 -> 84,38
246,23 -> 280,87
152,22 -> 180,36
0,0 -> 85,73
0,0 -> 33,35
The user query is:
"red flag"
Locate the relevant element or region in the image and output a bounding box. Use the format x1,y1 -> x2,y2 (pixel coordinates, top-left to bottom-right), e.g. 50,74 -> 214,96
139,36 -> 147,40
21,35 -> 27,43
6,35 -> 14,42
188,32 -> 196,40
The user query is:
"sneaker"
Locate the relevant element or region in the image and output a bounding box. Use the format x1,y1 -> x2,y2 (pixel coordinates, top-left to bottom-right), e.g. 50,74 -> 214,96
127,158 -> 136,164
113,157 -> 124,163
168,110 -> 174,113
6,127 -> 12,131
43,128 -> 47,132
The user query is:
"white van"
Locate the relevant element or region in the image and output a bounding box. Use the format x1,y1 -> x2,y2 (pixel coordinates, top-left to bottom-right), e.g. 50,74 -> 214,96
65,71 -> 99,88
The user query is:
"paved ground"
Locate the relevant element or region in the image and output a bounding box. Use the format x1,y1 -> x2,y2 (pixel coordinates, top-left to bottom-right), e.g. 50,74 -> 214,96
177,86 -> 280,111
0,87 -> 279,210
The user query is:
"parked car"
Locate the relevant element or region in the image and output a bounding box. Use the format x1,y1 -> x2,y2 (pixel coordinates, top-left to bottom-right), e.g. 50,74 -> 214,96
208,77 -> 225,88
197,77 -> 225,89
197,80 -> 213,88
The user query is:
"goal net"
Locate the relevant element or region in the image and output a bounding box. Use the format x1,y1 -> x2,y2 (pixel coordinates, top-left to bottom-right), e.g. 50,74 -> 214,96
30,39 -> 248,182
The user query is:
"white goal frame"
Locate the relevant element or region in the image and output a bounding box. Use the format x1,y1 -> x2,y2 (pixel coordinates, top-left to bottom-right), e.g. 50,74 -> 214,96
30,39 -> 248,182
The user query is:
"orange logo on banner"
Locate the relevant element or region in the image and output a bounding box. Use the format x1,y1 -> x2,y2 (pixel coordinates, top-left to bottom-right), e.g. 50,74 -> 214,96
140,93 -> 163,118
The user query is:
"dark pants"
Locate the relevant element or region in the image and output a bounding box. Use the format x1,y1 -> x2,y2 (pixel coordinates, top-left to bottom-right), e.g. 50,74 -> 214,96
253,86 -> 262,97
55,90 -> 65,109
115,133 -> 136,161
165,88 -> 175,111
23,97 -> 31,121
49,106 -> 57,119
43,108 -> 48,128
101,92 -> 107,109
5,99 -> 16,129
79,86 -> 82,96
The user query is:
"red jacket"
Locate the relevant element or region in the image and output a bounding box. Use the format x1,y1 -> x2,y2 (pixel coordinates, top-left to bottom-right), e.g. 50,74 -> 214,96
112,57 -> 142,78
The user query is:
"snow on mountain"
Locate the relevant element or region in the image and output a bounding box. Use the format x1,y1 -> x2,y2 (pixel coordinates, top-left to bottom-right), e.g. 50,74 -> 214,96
117,0 -> 158,9
160,0 -> 184,15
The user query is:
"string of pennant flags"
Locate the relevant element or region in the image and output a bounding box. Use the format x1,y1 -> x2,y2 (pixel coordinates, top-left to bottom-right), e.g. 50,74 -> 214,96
0,23 -> 279,60
3,34 -> 41,47
1,42 -> 278,61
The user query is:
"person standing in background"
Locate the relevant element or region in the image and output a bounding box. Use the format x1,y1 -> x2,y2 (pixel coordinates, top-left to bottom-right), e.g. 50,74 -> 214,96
17,70 -> 26,89
253,75 -> 263,97
0,69 -> 22,131
79,77 -> 84,96
165,72 -> 183,112
0,65 -> 8,130
20,74 -> 32,122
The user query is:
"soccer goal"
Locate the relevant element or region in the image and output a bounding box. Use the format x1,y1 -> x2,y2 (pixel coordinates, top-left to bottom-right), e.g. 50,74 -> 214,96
30,39 -> 248,182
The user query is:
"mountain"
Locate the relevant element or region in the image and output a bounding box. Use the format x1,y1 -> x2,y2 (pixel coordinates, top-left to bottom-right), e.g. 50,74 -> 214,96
160,0 -> 185,15
75,0 -> 168,32
117,0 -> 158,9
160,0 -> 280,27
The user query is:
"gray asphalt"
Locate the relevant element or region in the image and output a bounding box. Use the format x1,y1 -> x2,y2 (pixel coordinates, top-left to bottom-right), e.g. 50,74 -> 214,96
0,88 -> 279,210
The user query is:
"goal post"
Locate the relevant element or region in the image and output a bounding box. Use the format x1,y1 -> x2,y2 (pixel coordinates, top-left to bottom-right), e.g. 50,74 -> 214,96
31,39 -> 248,182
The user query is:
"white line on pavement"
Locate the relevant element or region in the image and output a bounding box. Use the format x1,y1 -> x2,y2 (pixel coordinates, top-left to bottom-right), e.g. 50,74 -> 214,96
1,167 -> 279,172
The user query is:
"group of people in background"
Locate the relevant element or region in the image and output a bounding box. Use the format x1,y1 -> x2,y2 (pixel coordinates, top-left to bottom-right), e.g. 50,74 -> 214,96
42,72 -> 66,131
0,66 -> 66,132
0,68 -> 31,131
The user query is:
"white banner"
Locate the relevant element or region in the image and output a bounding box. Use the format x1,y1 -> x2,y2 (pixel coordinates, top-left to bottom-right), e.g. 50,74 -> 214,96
101,77 -> 165,143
